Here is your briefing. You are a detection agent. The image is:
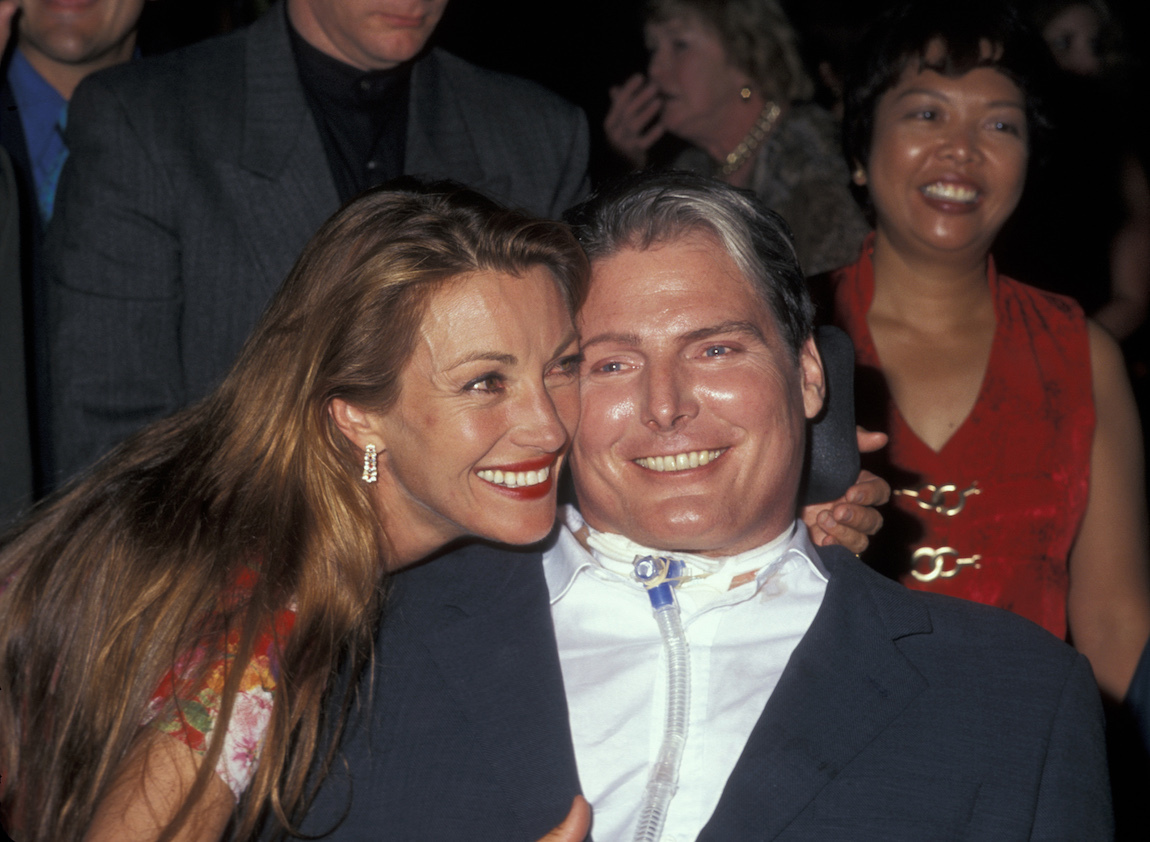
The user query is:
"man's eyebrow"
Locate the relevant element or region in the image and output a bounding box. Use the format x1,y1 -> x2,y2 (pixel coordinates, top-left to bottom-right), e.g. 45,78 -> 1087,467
682,320 -> 768,344
579,331 -> 643,351
579,321 -> 768,350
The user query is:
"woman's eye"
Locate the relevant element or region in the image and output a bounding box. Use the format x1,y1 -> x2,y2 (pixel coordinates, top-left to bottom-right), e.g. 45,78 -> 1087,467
465,374 -> 505,393
914,109 -> 937,121
991,120 -> 1022,137
548,354 -> 583,378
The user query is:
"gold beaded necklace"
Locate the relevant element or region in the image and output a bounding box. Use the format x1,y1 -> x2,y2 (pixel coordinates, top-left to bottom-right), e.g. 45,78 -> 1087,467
719,101 -> 782,177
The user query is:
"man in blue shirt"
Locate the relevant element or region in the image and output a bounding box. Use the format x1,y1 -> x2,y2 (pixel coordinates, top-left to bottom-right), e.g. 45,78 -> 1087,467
0,0 -> 149,492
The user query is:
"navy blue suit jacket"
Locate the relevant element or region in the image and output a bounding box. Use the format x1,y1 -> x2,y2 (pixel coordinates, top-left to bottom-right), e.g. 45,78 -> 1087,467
297,539 -> 1111,841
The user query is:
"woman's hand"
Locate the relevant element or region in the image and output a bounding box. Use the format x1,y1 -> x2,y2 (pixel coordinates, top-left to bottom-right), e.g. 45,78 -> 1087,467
537,796 -> 590,842
802,428 -> 890,553
604,74 -> 666,170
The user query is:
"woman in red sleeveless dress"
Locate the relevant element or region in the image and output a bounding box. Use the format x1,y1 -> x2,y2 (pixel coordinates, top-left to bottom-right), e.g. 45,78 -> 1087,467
825,2 -> 1150,703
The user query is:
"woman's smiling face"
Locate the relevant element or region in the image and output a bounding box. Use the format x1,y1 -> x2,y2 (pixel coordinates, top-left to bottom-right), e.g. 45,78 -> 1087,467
363,266 -> 581,562
863,47 -> 1029,262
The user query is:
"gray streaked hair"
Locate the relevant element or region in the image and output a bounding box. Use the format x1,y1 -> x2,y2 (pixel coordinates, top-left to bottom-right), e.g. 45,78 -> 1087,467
566,170 -> 814,359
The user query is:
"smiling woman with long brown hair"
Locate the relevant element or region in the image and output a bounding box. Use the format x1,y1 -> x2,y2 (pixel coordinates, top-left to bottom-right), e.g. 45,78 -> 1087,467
0,183 -> 592,842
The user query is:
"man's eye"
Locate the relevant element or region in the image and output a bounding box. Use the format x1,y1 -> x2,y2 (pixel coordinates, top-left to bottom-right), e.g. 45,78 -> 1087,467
704,345 -> 732,357
595,361 -> 625,373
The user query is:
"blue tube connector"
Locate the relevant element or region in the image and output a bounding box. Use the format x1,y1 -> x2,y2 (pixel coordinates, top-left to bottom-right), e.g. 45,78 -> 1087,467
633,555 -> 686,608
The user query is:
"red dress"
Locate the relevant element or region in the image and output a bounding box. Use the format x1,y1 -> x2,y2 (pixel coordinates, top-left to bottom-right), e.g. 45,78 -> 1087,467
828,240 -> 1094,638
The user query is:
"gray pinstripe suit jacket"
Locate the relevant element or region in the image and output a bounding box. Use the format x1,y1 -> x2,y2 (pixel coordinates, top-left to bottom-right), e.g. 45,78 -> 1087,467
45,6 -> 589,481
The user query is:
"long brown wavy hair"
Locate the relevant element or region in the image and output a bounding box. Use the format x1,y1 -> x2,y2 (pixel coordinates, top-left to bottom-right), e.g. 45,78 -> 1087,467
0,183 -> 588,841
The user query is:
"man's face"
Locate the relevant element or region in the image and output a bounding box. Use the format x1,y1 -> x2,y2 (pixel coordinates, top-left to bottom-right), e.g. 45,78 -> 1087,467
288,0 -> 449,71
17,0 -> 146,73
571,230 -> 824,557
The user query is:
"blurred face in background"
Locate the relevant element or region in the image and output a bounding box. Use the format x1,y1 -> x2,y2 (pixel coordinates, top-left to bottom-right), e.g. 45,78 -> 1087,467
16,0 -> 147,92
645,13 -> 754,148
288,0 -> 449,71
1042,3 -> 1102,77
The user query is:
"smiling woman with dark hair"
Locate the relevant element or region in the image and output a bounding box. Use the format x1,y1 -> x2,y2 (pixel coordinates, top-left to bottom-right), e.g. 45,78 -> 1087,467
822,0 -> 1150,705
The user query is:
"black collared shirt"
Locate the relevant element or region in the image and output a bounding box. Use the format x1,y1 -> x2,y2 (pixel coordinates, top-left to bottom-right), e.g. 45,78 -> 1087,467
288,21 -> 411,203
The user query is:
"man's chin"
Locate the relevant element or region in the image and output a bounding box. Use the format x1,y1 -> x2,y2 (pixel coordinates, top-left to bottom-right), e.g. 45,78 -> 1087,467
619,516 -> 733,555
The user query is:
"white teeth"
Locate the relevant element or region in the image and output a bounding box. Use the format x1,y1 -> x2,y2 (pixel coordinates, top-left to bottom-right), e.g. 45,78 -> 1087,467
477,466 -> 551,488
634,449 -> 723,472
922,182 -> 978,203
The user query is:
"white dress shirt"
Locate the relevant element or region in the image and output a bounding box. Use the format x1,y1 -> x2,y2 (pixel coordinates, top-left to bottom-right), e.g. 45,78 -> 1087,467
544,506 -> 828,842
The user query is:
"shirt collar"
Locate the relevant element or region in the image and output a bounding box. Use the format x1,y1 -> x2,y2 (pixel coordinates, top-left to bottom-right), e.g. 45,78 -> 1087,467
543,505 -> 828,606
287,17 -> 411,109
6,48 -> 67,139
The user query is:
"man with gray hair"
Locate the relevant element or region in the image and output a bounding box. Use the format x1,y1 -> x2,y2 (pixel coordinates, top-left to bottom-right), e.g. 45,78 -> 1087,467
297,172 -> 1110,841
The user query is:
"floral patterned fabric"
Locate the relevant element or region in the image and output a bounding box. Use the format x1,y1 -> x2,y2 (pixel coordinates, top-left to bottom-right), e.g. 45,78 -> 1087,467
149,600 -> 296,800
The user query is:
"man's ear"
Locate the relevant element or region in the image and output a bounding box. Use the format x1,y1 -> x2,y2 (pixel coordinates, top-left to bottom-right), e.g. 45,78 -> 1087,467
329,398 -> 384,452
799,335 -> 826,420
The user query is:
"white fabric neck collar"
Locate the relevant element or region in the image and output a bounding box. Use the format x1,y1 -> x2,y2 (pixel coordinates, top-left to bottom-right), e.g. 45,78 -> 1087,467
562,506 -> 807,597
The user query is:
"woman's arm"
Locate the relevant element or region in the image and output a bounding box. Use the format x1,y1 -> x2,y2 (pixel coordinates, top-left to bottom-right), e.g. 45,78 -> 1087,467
1067,322 -> 1150,702
84,734 -> 234,842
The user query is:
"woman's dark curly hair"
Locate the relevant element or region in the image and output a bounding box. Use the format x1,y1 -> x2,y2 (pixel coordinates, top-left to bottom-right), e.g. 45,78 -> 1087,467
842,0 -> 1057,172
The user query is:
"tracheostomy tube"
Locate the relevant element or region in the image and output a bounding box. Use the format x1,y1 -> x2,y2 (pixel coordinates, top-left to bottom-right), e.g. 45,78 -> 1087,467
631,554 -> 690,842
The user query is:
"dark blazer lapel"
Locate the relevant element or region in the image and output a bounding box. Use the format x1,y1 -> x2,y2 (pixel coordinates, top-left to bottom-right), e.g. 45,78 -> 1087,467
0,81 -> 42,246
402,540 -> 584,834
405,49 -> 486,189
229,5 -> 338,290
699,546 -> 933,841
